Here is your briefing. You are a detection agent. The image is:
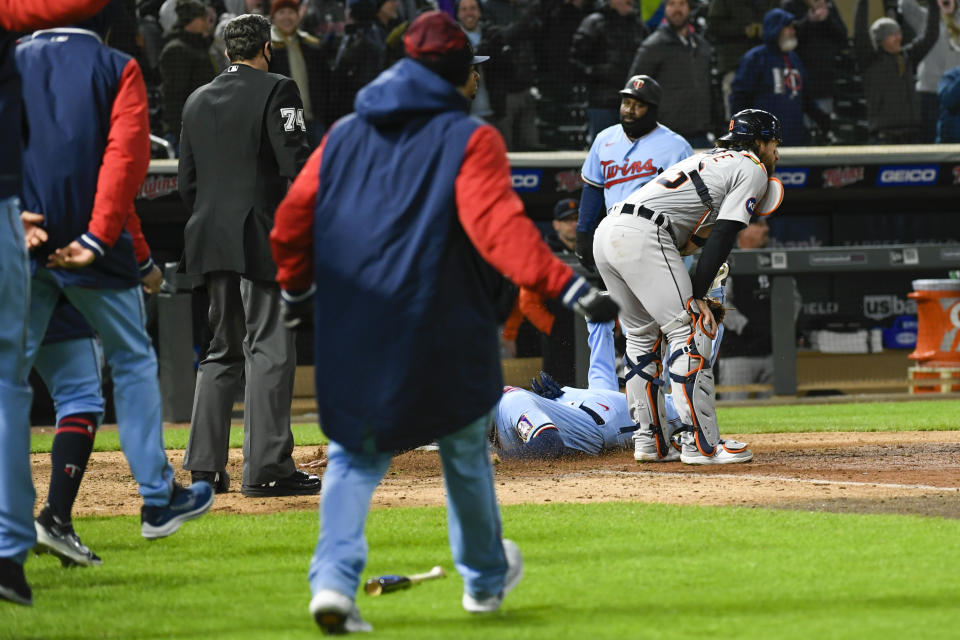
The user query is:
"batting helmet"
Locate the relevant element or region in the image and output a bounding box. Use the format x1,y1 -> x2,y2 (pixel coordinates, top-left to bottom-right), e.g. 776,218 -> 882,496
718,109 -> 783,144
618,75 -> 662,107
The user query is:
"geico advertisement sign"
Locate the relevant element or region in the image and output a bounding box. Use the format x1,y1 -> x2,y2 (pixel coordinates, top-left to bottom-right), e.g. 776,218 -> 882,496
510,170 -> 542,192
876,165 -> 939,186
773,168 -> 808,187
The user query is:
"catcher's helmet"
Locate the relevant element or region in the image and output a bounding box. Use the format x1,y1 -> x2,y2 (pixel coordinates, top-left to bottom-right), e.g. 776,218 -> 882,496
618,75 -> 662,106
718,109 -> 783,144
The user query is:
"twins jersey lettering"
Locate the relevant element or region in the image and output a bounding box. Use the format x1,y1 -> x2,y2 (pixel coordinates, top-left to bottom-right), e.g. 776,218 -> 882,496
581,123 -> 693,211
612,148 -> 769,249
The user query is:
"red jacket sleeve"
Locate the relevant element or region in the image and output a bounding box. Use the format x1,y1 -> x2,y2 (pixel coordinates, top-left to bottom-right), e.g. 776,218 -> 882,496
455,125 -> 573,299
79,59 -> 151,256
0,0 -> 110,30
518,287 -> 555,336
124,206 -> 155,274
271,139 -> 325,291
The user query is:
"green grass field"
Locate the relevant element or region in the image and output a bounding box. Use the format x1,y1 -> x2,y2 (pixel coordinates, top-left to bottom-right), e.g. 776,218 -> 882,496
10,399 -> 960,639
27,399 -> 960,454
5,504 -> 960,639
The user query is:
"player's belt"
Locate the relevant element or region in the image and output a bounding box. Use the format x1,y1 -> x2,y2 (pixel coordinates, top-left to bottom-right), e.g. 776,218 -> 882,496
616,203 -> 679,246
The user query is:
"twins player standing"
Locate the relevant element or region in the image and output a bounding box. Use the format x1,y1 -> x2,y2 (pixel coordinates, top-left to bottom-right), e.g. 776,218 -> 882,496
0,0 -> 111,608
593,109 -> 784,465
575,75 -> 693,270
12,6 -> 214,595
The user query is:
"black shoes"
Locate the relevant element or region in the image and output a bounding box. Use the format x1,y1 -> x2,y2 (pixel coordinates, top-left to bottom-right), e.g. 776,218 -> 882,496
0,557 -> 32,606
191,470 -> 230,494
241,469 -> 321,497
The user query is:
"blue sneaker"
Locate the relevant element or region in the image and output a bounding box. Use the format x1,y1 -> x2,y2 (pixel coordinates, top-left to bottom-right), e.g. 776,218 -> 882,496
141,482 -> 214,539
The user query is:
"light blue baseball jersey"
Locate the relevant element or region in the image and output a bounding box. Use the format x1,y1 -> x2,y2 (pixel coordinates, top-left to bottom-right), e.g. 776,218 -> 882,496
581,123 -> 693,211
494,320 -> 634,456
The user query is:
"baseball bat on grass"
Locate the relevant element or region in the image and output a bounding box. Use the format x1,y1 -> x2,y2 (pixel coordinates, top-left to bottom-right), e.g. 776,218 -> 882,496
364,566 -> 446,596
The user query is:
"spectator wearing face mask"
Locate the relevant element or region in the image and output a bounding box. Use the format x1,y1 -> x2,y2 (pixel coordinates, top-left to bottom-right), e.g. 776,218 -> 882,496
729,7 -> 831,145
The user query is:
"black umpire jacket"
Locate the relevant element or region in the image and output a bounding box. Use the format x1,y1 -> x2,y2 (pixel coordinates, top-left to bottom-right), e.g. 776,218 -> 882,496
178,63 -> 311,281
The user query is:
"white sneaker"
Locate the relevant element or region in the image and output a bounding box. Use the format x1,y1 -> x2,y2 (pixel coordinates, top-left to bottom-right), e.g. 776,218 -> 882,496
680,438 -> 753,465
310,589 -> 373,634
462,538 -> 523,613
633,430 -> 681,462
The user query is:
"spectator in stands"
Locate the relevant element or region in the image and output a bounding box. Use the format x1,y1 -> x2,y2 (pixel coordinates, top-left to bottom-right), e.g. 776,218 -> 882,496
301,0 -> 348,37
517,199 -> 580,386
271,0 -> 332,145
457,0 -> 541,149
328,0 -> 392,121
628,0 -> 716,148
158,0 -> 218,153
781,0 -> 848,119
899,0 -> 960,143
457,0 -> 496,121
570,0 -> 648,144
854,0 -> 940,144
706,0 -> 779,120
536,0 -> 590,99
937,64 -> 960,141
730,8 -> 831,145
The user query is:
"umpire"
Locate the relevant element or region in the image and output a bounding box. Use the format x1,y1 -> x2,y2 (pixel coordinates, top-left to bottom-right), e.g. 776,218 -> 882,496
178,14 -> 318,497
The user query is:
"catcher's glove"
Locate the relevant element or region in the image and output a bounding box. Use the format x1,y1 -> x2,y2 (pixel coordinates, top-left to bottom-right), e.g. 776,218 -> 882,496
530,371 -> 563,399
703,296 -> 725,324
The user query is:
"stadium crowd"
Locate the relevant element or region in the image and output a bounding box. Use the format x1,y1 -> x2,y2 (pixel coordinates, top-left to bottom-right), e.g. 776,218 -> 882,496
106,0 -> 960,152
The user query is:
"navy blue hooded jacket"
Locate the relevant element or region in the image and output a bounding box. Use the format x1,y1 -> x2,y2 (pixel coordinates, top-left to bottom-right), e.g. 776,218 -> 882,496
271,58 -> 577,453
730,9 -> 807,146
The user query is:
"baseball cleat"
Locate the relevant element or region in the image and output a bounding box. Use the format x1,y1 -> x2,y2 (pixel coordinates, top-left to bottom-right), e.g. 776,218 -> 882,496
462,538 -> 523,613
141,481 -> 214,539
0,558 -> 32,606
680,438 -> 753,465
310,589 -> 372,634
634,431 -> 681,462
34,515 -> 102,567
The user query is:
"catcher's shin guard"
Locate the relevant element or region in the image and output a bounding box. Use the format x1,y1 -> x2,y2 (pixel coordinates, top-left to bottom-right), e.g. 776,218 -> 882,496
667,312 -> 720,453
623,334 -> 672,456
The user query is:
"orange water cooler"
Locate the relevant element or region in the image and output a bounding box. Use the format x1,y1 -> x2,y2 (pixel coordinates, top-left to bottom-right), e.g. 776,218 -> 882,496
907,279 -> 960,393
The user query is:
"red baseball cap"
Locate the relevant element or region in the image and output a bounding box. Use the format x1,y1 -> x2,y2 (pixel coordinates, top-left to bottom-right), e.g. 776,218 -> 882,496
403,10 -> 489,65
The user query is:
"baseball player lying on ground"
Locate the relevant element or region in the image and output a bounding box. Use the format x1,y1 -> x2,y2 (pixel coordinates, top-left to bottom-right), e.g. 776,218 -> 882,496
491,275 -> 728,461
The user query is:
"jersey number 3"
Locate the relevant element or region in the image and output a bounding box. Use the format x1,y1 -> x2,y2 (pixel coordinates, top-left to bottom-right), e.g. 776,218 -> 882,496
280,107 -> 307,132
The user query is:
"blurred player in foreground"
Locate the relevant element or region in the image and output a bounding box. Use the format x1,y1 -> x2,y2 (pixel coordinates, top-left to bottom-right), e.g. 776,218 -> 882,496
270,11 -> 618,633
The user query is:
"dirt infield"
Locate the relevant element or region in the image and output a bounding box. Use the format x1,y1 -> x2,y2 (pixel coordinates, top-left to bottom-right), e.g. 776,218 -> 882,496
30,430 -> 960,520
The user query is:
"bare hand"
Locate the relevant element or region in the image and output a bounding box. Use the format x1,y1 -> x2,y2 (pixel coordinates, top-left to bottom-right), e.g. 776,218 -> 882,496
47,241 -> 95,269
141,264 -> 163,294
21,211 -> 47,249
694,298 -> 716,334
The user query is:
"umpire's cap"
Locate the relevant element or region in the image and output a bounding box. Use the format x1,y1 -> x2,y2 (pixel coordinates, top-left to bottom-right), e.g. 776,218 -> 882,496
618,75 -> 661,106
718,108 -> 783,144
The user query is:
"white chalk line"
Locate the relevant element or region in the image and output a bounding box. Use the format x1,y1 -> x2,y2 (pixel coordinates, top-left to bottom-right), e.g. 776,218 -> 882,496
573,469 -> 960,493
